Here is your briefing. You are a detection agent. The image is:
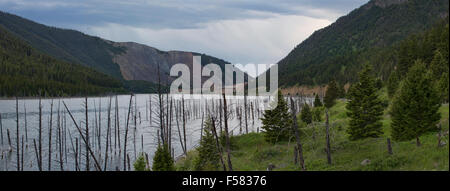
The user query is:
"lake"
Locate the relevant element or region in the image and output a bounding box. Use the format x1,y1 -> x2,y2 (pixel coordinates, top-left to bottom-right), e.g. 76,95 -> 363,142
0,94 -> 279,171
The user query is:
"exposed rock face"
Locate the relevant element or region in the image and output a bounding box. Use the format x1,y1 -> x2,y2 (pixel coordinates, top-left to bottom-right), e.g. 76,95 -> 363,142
113,42 -> 192,85
113,42 -> 249,87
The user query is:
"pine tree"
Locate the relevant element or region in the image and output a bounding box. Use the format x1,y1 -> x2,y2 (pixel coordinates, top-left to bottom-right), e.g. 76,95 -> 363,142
261,90 -> 292,144
314,94 -> 323,107
387,70 -> 400,98
194,118 -> 220,171
134,152 -> 149,171
312,107 -> 324,122
390,61 -> 441,145
346,65 -> 384,140
300,103 -> 312,124
324,80 -> 338,108
152,144 -> 175,171
437,72 -> 449,103
429,50 -> 449,79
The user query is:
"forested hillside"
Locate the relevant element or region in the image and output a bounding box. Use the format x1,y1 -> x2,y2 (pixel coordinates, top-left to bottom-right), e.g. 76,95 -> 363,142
0,26 -> 126,97
275,0 -> 448,87
0,11 -> 249,94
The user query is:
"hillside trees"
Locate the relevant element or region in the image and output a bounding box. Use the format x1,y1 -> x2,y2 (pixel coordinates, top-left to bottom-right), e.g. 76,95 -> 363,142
0,26 -> 126,97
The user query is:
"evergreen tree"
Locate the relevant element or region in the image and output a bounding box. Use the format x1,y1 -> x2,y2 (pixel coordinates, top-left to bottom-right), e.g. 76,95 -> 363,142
312,107 -> 324,122
390,61 -> 441,145
337,82 -> 346,98
300,103 -> 312,124
324,80 -> 339,108
134,152 -> 149,171
194,118 -> 221,171
314,94 -> 323,107
346,65 -> 384,140
437,72 -> 449,103
429,50 -> 449,80
152,144 -> 175,171
387,70 -> 400,98
261,90 -> 293,144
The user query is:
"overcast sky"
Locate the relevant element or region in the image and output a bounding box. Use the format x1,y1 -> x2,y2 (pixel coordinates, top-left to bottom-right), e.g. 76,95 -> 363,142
0,0 -> 369,76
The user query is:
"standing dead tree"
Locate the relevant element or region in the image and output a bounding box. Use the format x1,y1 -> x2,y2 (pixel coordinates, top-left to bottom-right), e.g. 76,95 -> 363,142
222,93 -> 233,171
84,97 -> 90,171
63,101 -> 102,171
0,113 -> 3,146
15,97 -> 20,171
48,99 -> 54,171
123,95 -> 133,171
38,96 -> 43,171
325,109 -> 332,165
211,116 -> 227,171
104,96 -> 112,171
289,97 -> 305,170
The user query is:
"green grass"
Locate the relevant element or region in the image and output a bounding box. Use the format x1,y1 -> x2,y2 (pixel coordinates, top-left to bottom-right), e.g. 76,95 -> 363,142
176,101 -> 449,171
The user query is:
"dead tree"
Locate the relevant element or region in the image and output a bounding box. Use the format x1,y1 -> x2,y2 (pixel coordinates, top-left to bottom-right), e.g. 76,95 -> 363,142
437,124 -> 442,148
0,113 -> 3,145
63,102 -> 102,171
33,139 -> 41,171
48,99 -> 53,171
325,109 -> 332,165
387,138 -> 393,155
104,96 -> 112,171
16,97 -> 20,171
123,95 -> 133,171
244,94 -> 248,134
222,93 -> 233,171
38,97 -> 43,171
24,103 -> 28,142
289,97 -> 305,170
182,96 -> 187,153
211,116 -> 227,171
84,97 -> 90,171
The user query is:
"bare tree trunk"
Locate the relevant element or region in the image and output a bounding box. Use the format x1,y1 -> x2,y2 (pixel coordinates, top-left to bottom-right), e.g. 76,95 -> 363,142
104,96 -> 112,171
325,109 -> 332,165
21,135 -> 24,171
176,102 -> 186,155
244,95 -> 248,134
211,117 -> 227,171
48,99 -> 53,171
222,93 -> 233,171
289,97 -> 305,170
182,96 -> 187,153
32,139 -> 41,171
387,138 -> 393,155
63,102 -> 102,171
38,97 -> 42,171
15,97 -> 20,171
24,103 -> 28,142
75,138 -> 79,171
84,97 -> 90,171
438,124 -> 442,148
0,113 -> 3,146
123,95 -> 133,171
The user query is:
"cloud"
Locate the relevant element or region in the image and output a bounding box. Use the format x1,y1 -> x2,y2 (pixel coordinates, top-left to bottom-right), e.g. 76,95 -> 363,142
84,12 -> 331,76
0,0 -> 369,76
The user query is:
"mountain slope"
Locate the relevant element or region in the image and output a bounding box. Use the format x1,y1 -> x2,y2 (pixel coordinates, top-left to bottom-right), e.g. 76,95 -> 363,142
275,0 -> 449,87
0,26 -> 126,97
0,11 -> 249,91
